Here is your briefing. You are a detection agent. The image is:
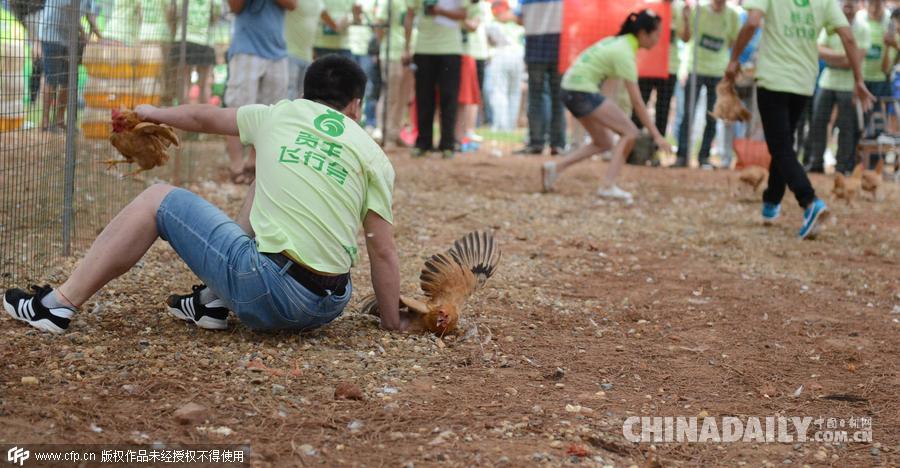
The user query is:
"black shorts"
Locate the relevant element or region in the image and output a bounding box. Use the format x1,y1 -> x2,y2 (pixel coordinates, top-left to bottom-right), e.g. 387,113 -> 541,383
561,89 -> 605,118
171,41 -> 216,67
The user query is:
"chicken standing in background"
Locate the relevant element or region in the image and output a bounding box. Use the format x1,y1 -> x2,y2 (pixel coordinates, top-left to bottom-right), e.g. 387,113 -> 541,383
860,158 -> 884,201
361,231 -> 501,336
710,79 -> 751,122
106,108 -> 180,176
738,166 -> 768,193
832,164 -> 863,205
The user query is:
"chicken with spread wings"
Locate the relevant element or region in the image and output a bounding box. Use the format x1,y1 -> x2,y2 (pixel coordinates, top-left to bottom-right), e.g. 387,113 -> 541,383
106,108 -> 180,176
361,231 -> 501,335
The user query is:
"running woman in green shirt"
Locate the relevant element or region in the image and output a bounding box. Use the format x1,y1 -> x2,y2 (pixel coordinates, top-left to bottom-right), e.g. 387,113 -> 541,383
726,0 -> 874,240
541,10 -> 673,202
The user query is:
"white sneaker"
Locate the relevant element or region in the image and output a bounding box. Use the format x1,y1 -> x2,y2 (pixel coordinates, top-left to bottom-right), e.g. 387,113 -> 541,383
541,161 -> 558,192
597,185 -> 633,202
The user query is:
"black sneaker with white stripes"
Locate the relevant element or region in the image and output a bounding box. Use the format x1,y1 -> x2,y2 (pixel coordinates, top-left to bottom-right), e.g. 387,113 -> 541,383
166,285 -> 229,330
3,285 -> 74,334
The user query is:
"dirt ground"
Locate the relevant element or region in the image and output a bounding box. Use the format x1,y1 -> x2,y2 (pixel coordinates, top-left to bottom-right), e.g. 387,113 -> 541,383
1,148 -> 898,467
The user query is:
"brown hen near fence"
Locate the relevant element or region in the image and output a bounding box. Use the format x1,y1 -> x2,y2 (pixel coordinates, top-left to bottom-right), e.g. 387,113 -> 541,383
105,108 -> 179,176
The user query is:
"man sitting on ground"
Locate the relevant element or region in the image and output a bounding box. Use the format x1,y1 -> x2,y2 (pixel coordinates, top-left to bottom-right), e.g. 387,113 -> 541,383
3,55 -> 407,333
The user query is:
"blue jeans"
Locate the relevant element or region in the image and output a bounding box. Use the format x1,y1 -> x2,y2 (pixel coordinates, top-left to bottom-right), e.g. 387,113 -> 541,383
155,188 -> 351,331
354,53 -> 380,127
526,62 -> 566,148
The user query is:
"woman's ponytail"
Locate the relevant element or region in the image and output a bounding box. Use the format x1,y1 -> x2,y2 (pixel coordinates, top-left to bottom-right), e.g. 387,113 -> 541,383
617,9 -> 661,37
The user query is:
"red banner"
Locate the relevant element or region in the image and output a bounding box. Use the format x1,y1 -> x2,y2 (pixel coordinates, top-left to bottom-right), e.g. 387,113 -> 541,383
560,0 -> 672,78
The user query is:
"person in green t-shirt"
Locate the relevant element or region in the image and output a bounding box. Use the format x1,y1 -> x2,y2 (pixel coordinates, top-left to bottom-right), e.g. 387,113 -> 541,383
285,0 -> 324,99
2,56 -> 408,334
541,10 -> 674,202
376,0 -> 414,148
727,0 -> 874,240
675,0 -> 741,168
857,1 -> 893,95
634,0 -> 691,139
314,0 -> 360,58
404,0 -> 468,158
807,1 -> 871,174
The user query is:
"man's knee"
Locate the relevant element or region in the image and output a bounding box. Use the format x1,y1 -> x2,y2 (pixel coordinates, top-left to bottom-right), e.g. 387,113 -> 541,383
621,123 -> 639,142
138,183 -> 176,209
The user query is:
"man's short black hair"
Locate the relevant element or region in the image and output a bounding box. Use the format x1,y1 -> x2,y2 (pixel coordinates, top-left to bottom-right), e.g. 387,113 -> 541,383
302,55 -> 368,110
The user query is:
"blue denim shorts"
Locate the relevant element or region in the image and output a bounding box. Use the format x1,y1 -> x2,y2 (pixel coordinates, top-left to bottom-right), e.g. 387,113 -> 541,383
561,89 -> 605,118
156,188 -> 351,331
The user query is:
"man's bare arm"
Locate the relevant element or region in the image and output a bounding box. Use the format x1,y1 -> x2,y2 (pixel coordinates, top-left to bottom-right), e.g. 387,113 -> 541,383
363,211 -> 402,331
135,104 -> 239,136
726,9 -> 763,79
236,181 -> 256,236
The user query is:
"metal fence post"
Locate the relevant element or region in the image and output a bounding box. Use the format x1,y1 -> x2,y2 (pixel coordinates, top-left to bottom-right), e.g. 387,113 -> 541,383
62,0 -> 82,256
172,0 -> 190,186
380,0 -> 392,140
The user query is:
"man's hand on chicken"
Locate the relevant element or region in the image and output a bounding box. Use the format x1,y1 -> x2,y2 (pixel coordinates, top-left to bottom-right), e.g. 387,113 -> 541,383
104,108 -> 180,176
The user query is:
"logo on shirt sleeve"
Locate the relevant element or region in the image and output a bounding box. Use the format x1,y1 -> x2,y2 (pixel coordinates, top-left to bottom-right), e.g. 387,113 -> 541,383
792,0 -> 810,7
314,109 -> 346,137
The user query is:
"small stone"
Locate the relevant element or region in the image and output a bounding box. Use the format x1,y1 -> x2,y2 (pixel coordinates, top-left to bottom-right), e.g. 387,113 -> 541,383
271,384 -> 285,395
429,430 -> 455,445
383,402 -> 400,412
298,444 -> 317,456
64,352 -> 84,361
532,452 -> 550,462
121,384 -> 137,394
335,382 -> 364,400
870,447 -> 880,457
435,338 -> 446,349
547,368 -> 565,381
20,376 -> 39,385
698,410 -> 709,418
347,420 -> 364,432
783,459 -> 792,464
531,405 -> 543,414
174,402 -> 207,425
388,432 -> 405,440
550,440 -> 564,448
497,456 -> 510,464
600,383 -> 613,391
814,450 -> 827,461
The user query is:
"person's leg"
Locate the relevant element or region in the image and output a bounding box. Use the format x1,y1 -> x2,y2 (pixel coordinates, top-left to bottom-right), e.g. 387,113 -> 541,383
437,54 -> 461,152
526,62 -> 547,149
414,54 -> 438,151
806,89 -> 834,172
833,91 -> 858,174
698,76 -> 721,165
56,184 -> 177,307
224,54 -> 260,179
548,63 -> 566,149
633,78 -> 656,129
655,74 -> 677,136
40,84 -> 54,130
486,57 -> 507,131
382,60 -> 403,146
676,75 -> 700,164
758,88 -> 816,208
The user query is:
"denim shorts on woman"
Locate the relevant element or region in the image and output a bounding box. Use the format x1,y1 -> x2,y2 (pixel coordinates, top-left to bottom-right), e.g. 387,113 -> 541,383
155,188 -> 351,331
561,89 -> 606,118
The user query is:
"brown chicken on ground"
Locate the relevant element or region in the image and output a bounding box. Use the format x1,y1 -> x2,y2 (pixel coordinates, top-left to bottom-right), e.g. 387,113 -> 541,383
106,108 -> 180,176
861,158 -> 884,201
832,164 -> 864,205
361,231 -> 501,336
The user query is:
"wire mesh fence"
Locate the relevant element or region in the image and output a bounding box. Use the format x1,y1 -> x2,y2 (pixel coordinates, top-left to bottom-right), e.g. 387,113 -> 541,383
2,0 -> 899,285
1,0 -> 228,285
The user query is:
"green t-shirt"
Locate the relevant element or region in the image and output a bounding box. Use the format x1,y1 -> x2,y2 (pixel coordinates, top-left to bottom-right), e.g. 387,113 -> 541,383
175,0 -> 212,45
349,0 -> 376,56
463,1 -> 489,60
684,3 -> 741,77
315,0 -> 355,51
410,0 -> 463,55
744,0 -> 848,96
561,34 -> 639,94
103,0 -> 140,45
286,0 -> 323,61
669,0 -> 686,75
238,100 -> 395,274
138,0 -> 172,43
856,10 -> 892,81
819,20 -> 871,92
378,0 -> 410,61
